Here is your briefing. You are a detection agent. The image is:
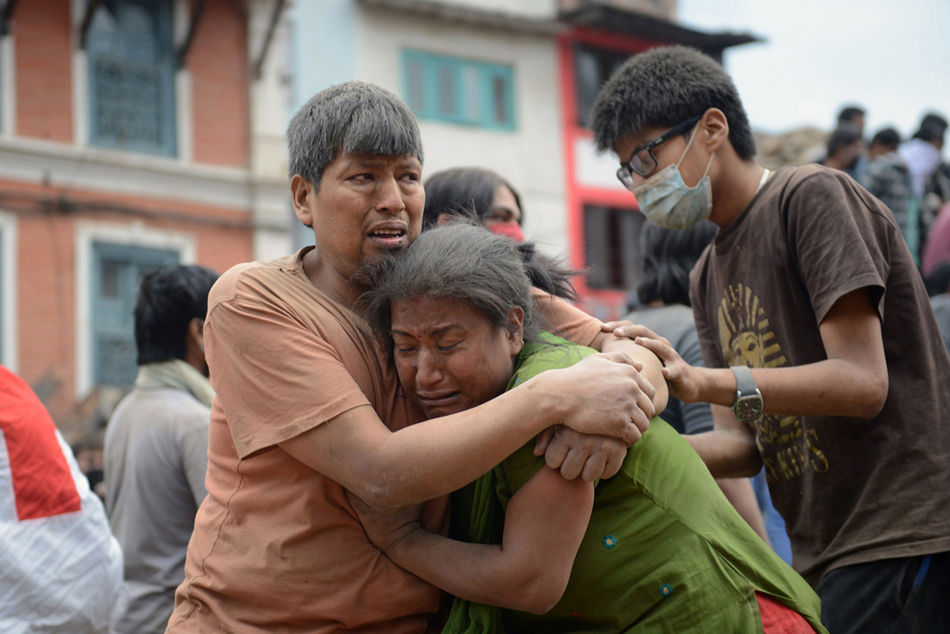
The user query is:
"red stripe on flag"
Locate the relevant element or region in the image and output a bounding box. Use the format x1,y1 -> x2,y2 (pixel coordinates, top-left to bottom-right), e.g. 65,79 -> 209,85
0,367 -> 81,520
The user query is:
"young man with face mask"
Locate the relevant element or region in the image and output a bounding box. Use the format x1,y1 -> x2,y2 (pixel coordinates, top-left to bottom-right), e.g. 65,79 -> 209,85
591,46 -> 950,633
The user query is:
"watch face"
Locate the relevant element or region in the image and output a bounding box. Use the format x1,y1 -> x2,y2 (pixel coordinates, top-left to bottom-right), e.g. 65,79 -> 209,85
735,396 -> 763,422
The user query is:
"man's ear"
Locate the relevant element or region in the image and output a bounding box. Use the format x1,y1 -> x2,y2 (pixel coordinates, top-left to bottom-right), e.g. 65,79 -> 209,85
187,317 -> 205,355
185,317 -> 209,376
507,306 -> 525,356
700,108 -> 730,153
291,175 -> 315,227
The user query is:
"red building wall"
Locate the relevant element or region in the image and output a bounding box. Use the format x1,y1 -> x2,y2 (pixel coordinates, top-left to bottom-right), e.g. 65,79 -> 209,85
558,28 -> 660,320
13,179 -> 253,420
15,0 -> 74,143
17,206 -> 77,418
190,0 -> 251,167
4,0 -> 256,422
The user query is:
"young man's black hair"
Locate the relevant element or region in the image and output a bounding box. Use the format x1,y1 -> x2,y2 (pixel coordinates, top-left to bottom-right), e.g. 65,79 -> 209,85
837,106 -> 866,125
870,127 -> 901,150
825,123 -> 863,158
913,113 -> 949,145
134,265 -> 219,365
637,221 -> 718,307
590,45 -> 756,160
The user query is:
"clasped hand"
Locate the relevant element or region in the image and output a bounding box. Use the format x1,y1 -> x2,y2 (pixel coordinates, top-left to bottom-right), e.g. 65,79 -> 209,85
346,489 -> 421,554
602,321 -> 704,404
533,349 -> 657,482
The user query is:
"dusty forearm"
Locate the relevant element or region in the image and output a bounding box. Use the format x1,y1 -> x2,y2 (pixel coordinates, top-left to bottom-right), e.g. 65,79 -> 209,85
694,360 -> 887,419
365,382 -> 566,510
686,429 -> 762,479
388,529 -> 553,613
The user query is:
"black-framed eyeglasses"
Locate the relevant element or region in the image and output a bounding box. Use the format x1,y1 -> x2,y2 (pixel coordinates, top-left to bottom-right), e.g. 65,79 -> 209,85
617,116 -> 702,190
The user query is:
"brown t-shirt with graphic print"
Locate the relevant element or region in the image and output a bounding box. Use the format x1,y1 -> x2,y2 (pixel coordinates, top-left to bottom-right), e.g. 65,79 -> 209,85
691,164 -> 950,586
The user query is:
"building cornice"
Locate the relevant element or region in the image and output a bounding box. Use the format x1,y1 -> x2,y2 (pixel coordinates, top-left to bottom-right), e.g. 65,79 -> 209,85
0,136 -> 288,217
356,0 -> 563,35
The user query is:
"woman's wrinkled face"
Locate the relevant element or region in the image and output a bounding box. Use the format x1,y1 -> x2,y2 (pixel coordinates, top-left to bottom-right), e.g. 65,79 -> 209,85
391,297 -> 523,419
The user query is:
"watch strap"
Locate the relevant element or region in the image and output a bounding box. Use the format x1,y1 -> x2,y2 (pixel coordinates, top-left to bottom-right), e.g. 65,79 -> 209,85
731,365 -> 757,398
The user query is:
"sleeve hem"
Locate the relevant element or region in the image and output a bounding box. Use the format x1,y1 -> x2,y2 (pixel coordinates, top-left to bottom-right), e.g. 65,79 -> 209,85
813,273 -> 886,325
233,398 -> 371,460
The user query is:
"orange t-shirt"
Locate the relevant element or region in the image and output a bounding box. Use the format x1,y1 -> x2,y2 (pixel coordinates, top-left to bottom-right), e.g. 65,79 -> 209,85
166,248 -> 602,633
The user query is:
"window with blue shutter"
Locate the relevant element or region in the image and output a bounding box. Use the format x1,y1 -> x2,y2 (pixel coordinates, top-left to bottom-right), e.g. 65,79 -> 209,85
402,50 -> 516,131
91,242 -> 179,387
87,0 -> 177,156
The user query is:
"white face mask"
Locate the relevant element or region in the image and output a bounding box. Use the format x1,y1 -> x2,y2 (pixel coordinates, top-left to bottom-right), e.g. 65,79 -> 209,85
632,130 -> 715,230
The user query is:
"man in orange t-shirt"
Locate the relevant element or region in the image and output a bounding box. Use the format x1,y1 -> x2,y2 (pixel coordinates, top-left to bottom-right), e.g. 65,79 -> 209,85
166,82 -> 665,633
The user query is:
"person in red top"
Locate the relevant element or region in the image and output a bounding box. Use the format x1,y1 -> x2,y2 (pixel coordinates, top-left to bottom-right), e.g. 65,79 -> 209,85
0,366 -> 123,633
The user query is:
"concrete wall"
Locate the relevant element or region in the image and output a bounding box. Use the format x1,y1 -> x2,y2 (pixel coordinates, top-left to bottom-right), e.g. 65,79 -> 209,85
355,5 -> 570,258
248,0 -> 295,260
288,0 -> 359,113
446,0 -> 556,18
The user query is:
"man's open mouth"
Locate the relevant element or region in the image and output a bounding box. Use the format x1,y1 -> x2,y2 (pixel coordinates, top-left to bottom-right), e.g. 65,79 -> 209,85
367,226 -> 408,247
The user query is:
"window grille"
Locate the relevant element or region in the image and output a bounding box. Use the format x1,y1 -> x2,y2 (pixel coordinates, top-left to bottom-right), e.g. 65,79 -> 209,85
87,0 -> 176,156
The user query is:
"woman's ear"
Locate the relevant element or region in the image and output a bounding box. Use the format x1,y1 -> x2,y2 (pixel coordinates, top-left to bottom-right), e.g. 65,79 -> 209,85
436,213 -> 454,227
291,174 -> 314,227
700,108 -> 730,153
506,306 -> 525,356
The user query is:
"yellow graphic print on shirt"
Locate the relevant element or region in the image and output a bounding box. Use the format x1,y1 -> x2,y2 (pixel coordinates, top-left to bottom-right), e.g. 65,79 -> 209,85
717,284 -> 829,484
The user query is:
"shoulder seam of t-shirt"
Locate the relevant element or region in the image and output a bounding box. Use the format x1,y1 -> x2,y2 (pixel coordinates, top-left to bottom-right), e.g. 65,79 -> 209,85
777,167 -> 889,323
234,399 -> 371,459
812,272 -> 886,326
207,265 -> 310,330
787,167 -> 899,228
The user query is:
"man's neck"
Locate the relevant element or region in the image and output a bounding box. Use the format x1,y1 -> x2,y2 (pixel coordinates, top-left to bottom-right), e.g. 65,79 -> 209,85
824,156 -> 848,172
708,160 -> 768,230
302,248 -> 363,309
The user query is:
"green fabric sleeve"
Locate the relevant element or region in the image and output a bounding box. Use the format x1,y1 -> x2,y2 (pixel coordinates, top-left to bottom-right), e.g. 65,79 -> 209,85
442,333 -> 596,634
496,333 -> 598,502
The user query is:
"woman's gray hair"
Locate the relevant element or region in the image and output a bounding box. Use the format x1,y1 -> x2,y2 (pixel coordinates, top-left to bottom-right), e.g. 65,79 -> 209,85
287,82 -> 424,190
361,224 -> 554,346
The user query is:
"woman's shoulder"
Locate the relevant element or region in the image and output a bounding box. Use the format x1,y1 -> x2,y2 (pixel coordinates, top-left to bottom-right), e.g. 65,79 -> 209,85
508,332 -> 597,389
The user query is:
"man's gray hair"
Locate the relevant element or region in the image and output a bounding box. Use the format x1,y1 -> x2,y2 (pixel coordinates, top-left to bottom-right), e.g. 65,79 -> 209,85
287,81 -> 424,189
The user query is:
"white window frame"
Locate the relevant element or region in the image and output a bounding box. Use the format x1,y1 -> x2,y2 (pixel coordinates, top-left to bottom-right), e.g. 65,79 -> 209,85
74,220 -> 195,398
0,24 -> 16,137
70,0 -> 193,162
0,211 -> 17,371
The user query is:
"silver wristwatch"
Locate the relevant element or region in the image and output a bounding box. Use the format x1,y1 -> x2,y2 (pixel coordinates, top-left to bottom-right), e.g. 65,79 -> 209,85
730,366 -> 763,423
